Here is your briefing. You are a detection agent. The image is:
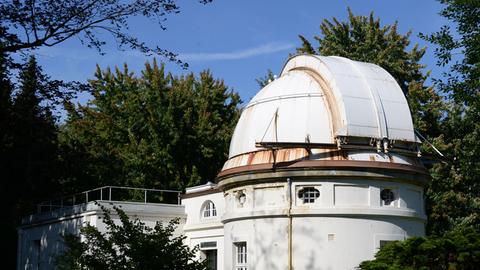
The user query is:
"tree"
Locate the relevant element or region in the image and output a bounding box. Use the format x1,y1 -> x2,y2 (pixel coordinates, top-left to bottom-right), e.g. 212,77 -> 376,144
0,50 -> 16,270
255,69 -> 275,88
0,55 -> 69,268
10,55 -> 59,195
296,8 -> 445,139
56,203 -> 207,270
0,51 -> 13,160
419,0 -> 480,234
358,227 -> 480,270
59,60 -> 241,191
0,0 -> 212,68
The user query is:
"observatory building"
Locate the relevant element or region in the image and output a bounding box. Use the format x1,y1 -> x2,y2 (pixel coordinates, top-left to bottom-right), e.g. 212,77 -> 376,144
182,55 -> 428,270
18,55 -> 428,270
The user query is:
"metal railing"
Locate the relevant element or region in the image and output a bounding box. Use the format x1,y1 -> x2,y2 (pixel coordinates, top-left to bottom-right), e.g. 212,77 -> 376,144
37,186 -> 182,213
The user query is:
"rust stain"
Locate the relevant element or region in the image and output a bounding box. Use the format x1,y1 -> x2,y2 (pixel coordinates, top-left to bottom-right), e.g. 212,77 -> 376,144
267,151 -> 273,163
277,150 -> 286,162
223,148 -> 354,170
247,153 -> 254,165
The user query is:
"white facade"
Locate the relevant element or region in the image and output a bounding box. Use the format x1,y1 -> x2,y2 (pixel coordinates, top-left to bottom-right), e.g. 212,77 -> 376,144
183,55 -> 428,270
182,183 -> 225,270
18,55 -> 428,270
182,179 -> 425,270
17,201 -> 186,270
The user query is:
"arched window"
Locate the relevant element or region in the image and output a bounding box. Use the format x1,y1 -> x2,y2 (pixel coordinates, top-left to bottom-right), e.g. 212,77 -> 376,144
202,200 -> 217,218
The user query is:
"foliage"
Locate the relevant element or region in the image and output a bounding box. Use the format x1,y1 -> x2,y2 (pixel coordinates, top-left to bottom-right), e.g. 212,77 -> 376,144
0,0 -> 211,68
56,203 -> 207,270
420,0 -> 480,234
9,56 -> 60,197
359,227 -> 480,270
255,69 -> 275,88
420,0 -> 480,106
59,60 -> 241,191
0,55 -> 70,268
0,1 -> 215,268
0,50 -> 16,270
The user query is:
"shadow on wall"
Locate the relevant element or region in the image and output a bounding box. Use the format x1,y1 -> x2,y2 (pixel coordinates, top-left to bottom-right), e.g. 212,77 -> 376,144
19,206 -> 85,270
248,217 -> 326,270
246,215 -> 420,270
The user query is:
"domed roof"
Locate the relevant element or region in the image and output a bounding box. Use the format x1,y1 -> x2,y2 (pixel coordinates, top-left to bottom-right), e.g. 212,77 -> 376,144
229,55 -> 417,158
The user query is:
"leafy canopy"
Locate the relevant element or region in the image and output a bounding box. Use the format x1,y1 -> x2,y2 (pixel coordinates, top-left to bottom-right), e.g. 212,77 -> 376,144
0,55 -> 70,268
359,228 -> 480,270
255,69 -> 275,89
59,60 -> 241,191
420,0 -> 480,234
56,203 -> 207,270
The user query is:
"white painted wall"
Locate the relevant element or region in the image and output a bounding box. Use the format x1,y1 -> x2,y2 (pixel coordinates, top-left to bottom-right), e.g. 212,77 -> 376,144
18,177 -> 425,270
183,190 -> 225,270
18,213 -> 86,270
222,178 -> 425,270
291,217 -> 423,269
17,202 -> 185,270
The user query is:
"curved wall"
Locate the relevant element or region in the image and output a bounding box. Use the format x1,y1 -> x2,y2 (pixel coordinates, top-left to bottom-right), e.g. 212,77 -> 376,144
221,175 -> 426,269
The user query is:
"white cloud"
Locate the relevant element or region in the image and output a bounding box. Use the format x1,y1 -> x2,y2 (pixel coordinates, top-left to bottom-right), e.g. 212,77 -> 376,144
178,42 -> 295,61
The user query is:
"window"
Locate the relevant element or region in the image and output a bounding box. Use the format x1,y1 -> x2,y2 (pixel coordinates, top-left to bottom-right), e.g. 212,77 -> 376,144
380,189 -> 396,206
374,234 -> 404,252
200,241 -> 217,249
200,241 -> 218,270
33,239 -> 41,269
204,250 -> 217,270
379,240 -> 394,249
298,187 -> 320,203
234,242 -> 247,270
202,201 -> 217,218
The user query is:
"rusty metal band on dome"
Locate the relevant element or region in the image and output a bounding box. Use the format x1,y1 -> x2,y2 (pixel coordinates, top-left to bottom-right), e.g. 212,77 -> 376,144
216,159 -> 429,187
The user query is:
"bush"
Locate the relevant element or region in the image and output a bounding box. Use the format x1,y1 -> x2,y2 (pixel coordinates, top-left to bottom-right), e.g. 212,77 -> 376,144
359,228 -> 480,270
56,203 -> 206,270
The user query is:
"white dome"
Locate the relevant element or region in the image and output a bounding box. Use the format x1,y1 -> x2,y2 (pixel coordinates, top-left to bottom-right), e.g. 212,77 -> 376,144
229,55 -> 417,158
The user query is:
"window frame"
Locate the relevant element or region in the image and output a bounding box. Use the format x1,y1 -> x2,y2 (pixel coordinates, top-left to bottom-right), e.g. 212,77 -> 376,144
234,242 -> 247,270
379,240 -> 394,249
374,234 -> 405,252
201,200 -> 217,219
298,186 -> 320,204
380,188 -> 398,207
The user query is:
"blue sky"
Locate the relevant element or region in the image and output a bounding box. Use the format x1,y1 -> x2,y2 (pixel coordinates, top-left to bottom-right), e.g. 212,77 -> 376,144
28,0 -> 448,105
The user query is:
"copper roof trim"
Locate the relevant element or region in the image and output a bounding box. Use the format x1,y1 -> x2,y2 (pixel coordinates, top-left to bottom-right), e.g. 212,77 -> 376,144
217,159 -> 428,180
223,148 -> 347,171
